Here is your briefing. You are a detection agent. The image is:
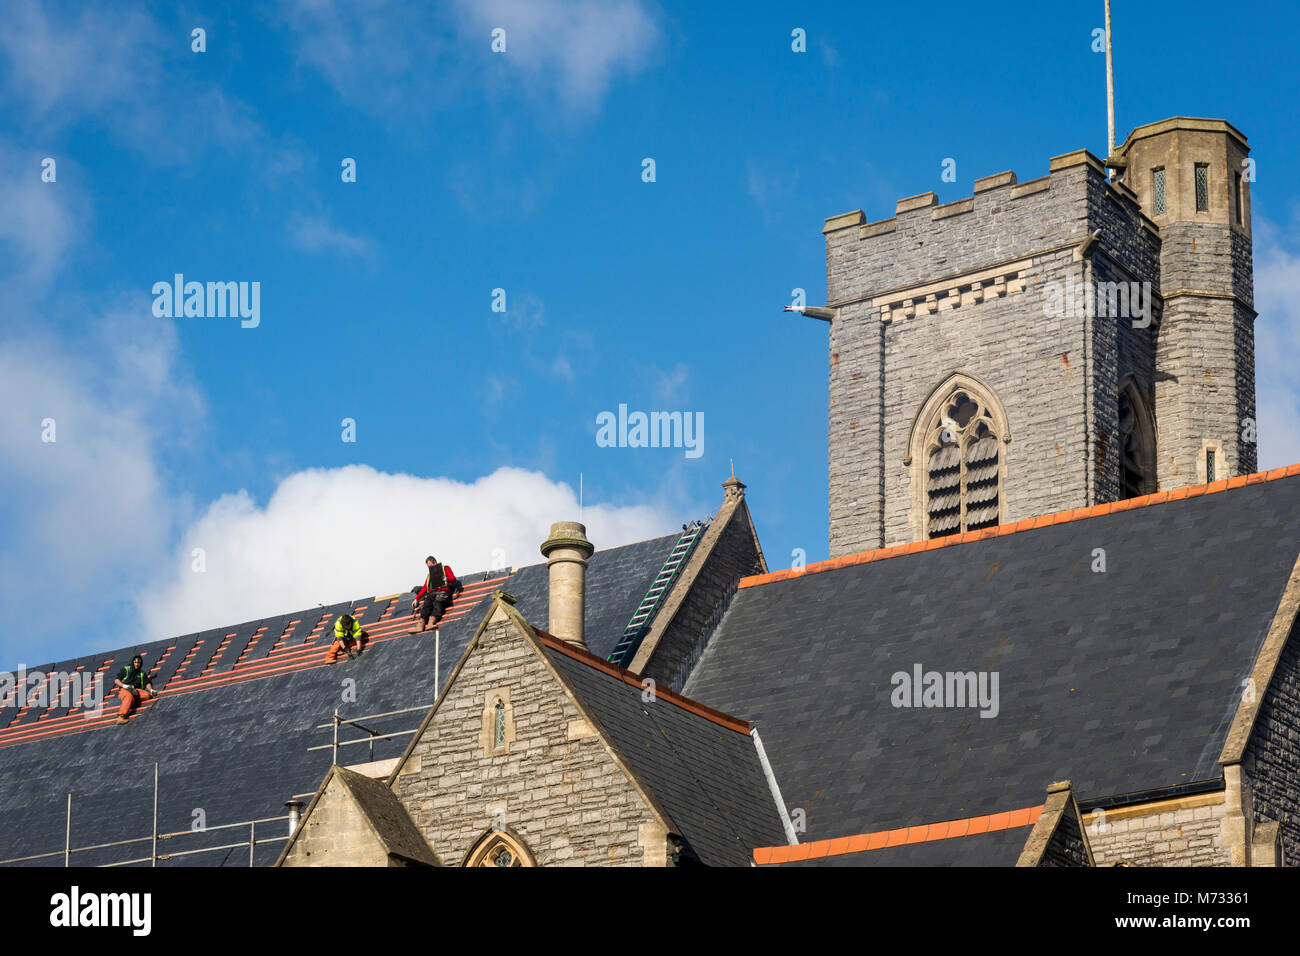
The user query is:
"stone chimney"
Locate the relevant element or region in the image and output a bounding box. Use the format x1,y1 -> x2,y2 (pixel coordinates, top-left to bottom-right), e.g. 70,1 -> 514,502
539,521 -> 595,649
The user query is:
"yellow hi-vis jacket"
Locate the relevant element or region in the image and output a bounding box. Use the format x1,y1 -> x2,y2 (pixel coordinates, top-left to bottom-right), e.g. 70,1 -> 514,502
334,617 -> 363,642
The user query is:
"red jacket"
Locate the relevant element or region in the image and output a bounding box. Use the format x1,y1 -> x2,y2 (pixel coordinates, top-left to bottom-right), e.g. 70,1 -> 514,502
416,565 -> 456,602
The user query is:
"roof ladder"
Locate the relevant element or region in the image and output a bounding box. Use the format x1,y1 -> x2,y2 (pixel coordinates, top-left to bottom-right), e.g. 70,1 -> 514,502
607,521 -> 708,668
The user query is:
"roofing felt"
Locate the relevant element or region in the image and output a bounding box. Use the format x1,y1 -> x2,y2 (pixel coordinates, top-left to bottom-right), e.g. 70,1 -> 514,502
683,472 -> 1300,845
542,635 -> 787,867
0,533 -> 680,866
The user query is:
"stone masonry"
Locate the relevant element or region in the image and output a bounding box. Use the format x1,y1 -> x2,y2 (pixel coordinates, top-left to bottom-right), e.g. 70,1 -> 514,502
1243,615 -> 1300,866
391,608 -> 667,866
821,118 -> 1254,556
283,775 -> 393,867
1085,796 -> 1231,867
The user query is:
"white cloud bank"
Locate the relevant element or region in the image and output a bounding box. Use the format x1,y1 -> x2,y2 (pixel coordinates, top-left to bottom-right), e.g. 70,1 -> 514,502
137,465 -> 674,639
0,305 -> 202,666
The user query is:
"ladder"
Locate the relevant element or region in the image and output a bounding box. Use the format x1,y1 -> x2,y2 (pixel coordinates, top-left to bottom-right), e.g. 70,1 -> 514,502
608,521 -> 708,668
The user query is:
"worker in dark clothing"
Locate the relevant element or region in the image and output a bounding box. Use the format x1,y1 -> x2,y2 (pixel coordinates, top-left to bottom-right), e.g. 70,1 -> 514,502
114,654 -> 156,724
412,556 -> 461,632
327,613 -> 368,662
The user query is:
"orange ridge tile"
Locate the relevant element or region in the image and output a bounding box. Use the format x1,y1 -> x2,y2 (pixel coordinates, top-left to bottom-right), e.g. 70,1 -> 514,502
752,803 -> 1047,864
737,462 -> 1300,591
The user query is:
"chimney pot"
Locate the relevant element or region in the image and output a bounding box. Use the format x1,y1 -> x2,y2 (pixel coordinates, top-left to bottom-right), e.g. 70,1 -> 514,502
540,521 -> 594,649
285,799 -> 306,836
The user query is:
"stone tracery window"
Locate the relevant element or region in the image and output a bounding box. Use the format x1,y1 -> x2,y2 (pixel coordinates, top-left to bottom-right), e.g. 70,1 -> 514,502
463,829 -> 534,867
485,843 -> 520,867
909,377 -> 1009,541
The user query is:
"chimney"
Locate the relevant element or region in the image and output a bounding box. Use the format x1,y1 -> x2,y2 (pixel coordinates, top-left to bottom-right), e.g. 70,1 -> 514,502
285,799 -> 305,836
540,521 -> 594,649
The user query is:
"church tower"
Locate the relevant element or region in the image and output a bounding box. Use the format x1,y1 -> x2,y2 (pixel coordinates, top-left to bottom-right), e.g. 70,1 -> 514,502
1116,118 -> 1256,489
816,117 -> 1255,557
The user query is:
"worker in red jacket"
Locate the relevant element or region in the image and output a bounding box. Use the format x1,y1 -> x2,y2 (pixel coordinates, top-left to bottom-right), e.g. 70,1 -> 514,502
412,556 -> 461,631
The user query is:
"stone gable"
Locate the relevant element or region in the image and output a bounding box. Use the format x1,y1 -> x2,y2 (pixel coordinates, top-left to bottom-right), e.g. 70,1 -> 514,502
390,606 -> 669,866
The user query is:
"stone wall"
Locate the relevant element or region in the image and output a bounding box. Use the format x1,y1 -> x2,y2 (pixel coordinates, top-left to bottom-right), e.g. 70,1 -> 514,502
825,155 -> 1168,553
282,777 -> 390,867
823,121 -> 1256,555
393,616 -> 666,866
1039,806 -> 1092,867
1244,616 -> 1300,866
1084,796 -> 1231,866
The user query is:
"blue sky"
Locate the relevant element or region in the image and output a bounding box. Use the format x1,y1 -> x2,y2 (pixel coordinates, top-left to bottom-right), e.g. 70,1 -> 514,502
3,0 -> 1299,667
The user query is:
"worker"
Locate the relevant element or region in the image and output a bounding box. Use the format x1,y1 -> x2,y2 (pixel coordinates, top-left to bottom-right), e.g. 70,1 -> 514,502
412,556 -> 461,632
114,654 -> 156,725
326,613 -> 369,662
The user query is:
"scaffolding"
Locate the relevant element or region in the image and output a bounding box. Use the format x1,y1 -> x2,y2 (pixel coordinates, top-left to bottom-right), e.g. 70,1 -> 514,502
0,763 -> 290,868
307,705 -> 429,764
4,624 -> 444,867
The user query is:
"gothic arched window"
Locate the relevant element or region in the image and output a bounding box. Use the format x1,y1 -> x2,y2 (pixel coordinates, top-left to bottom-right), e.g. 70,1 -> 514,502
480,689 -> 515,755
463,828 -> 535,867
1118,380 -> 1156,499
908,376 -> 1010,540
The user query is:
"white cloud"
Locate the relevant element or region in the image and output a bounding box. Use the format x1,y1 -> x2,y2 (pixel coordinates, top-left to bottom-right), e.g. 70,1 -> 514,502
0,1 -> 160,117
0,1 -> 263,161
551,355 -> 575,383
290,215 -> 374,258
1254,226 -> 1300,469
0,303 -> 203,666
0,143 -> 85,291
652,363 -> 690,405
137,465 -> 676,639
282,0 -> 661,115
452,0 -> 661,110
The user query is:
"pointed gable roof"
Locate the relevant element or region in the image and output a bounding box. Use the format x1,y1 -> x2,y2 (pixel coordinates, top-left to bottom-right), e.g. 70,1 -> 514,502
386,593 -> 788,866
277,765 -> 439,867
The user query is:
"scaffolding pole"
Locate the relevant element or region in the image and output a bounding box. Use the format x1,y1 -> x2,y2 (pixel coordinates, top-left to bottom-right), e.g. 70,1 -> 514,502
151,763 -> 159,868
64,793 -> 71,867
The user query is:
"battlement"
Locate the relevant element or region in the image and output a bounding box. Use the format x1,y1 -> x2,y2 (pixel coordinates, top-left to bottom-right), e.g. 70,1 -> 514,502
822,149 -> 1164,307
823,150 -> 1109,237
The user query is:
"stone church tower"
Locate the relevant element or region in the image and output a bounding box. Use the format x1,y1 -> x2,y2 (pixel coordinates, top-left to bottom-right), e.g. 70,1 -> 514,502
817,117 -> 1256,556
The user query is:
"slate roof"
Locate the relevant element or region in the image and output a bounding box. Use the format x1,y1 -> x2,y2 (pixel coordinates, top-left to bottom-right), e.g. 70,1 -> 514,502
541,635 -> 788,866
773,828 -> 1030,866
754,802 -> 1044,866
683,471 -> 1300,858
0,533 -> 680,866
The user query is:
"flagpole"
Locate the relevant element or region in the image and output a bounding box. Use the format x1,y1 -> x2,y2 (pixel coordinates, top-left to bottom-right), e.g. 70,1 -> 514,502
1105,0 -> 1116,162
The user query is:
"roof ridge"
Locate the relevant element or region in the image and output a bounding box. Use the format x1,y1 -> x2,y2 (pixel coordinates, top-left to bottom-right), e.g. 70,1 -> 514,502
753,803 -> 1045,865
533,629 -> 752,735
742,463 -> 1300,590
